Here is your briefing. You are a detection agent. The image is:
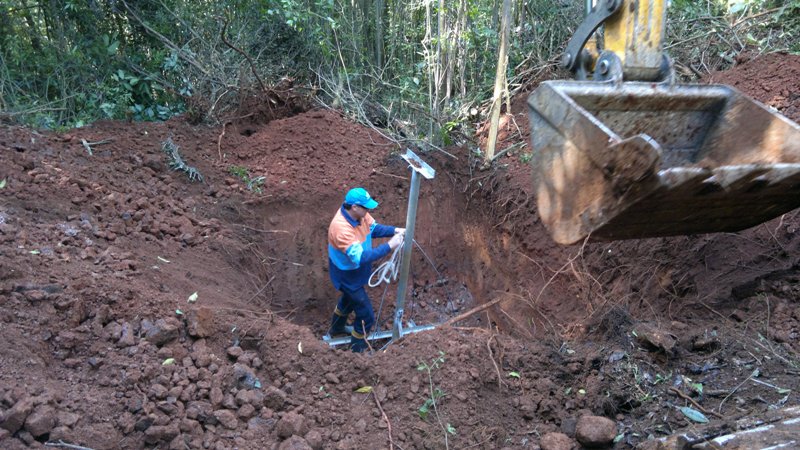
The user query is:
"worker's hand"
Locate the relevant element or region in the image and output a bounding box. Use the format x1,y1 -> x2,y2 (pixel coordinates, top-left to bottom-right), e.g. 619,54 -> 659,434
394,227 -> 406,235
388,232 -> 404,250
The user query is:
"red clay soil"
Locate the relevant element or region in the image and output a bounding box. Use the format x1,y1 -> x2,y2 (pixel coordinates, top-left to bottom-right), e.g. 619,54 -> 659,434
1,54 -> 799,450
706,52 -> 800,123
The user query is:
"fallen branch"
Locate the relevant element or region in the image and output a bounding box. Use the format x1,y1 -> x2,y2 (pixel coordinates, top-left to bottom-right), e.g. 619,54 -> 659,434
718,370 -> 759,414
45,441 -> 95,450
487,334 -> 506,390
490,140 -> 526,163
240,225 -> 290,234
80,138 -> 112,156
217,122 -> 227,162
244,275 -> 275,303
362,319 -> 375,353
443,296 -> 508,326
669,387 -> 724,419
372,169 -> 408,181
373,390 -> 395,450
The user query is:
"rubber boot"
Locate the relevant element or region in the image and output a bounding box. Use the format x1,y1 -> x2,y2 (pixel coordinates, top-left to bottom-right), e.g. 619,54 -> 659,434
329,313 -> 352,336
350,335 -> 368,353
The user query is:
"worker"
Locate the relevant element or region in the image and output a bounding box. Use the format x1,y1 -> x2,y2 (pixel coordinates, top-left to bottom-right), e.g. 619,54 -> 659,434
327,187 -> 405,352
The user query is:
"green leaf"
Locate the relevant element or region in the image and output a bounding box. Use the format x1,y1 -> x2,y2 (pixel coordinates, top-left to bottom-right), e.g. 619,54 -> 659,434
29,250 -> 41,255
175,309 -> 183,315
690,382 -> 704,394
507,371 -> 520,379
107,40 -> 119,55
355,386 -> 373,393
578,389 -> 586,395
446,423 -> 456,435
162,358 -> 176,366
778,388 -> 792,394
680,406 -> 709,423
188,292 -> 198,303
614,433 -> 625,443
0,179 -> 6,189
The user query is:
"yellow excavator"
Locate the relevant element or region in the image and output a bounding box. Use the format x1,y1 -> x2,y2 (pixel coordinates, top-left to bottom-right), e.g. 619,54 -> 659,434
528,0 -> 800,244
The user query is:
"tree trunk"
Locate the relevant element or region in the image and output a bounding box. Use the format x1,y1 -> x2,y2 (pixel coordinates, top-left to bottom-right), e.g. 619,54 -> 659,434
483,0 -> 512,166
425,0 -> 435,140
457,0 -> 468,97
20,0 -> 42,53
446,2 -> 459,103
434,0 -> 444,111
373,0 -> 384,68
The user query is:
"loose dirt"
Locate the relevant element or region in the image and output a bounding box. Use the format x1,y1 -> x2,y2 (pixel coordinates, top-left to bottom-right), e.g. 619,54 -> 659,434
1,54 -> 799,450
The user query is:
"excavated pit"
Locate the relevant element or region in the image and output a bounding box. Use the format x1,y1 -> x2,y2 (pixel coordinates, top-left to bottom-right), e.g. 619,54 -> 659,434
1,53 -> 800,449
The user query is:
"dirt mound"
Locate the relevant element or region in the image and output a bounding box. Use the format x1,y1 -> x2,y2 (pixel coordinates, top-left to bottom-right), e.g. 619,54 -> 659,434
232,78 -> 315,128
2,53 -> 800,450
706,52 -> 800,123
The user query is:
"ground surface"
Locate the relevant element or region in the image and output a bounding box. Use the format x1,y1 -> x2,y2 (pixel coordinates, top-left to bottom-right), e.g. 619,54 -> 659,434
1,53 -> 800,450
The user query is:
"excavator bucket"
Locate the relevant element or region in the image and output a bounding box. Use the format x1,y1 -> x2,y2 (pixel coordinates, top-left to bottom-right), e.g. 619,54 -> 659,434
528,81 -> 800,245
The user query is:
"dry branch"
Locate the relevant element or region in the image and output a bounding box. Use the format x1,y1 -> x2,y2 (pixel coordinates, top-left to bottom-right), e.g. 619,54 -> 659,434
668,387 -> 724,419
80,138 -> 112,156
217,122 -> 227,161
443,296 -> 508,326
121,1 -> 211,78
487,334 -> 506,390
373,391 -> 395,450
219,16 -> 266,91
45,441 -> 95,450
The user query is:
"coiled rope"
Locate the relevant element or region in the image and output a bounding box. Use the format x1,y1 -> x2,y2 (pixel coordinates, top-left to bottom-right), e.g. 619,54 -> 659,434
368,236 -> 404,287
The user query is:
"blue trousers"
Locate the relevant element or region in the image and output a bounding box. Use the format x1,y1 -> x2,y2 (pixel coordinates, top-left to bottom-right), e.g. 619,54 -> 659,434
330,286 -> 374,352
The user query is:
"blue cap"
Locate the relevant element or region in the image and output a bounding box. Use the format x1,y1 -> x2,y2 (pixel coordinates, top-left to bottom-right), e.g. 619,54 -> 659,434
345,187 -> 379,209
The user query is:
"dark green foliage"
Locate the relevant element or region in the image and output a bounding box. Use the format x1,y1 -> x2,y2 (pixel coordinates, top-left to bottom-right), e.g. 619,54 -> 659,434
1,0 -> 794,130
666,0 -> 800,77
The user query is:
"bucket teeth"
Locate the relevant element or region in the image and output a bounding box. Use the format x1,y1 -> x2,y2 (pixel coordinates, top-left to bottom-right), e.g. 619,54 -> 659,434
528,80 -> 800,244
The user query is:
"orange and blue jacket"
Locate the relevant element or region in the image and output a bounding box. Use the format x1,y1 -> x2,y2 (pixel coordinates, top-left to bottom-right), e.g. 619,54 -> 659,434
328,205 -> 396,291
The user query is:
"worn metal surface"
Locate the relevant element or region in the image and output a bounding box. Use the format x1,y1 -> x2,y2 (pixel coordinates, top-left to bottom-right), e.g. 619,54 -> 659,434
562,0 -> 622,73
528,80 -> 800,244
393,149 -> 435,340
604,0 -> 668,81
323,323 -> 436,347
640,406 -> 800,449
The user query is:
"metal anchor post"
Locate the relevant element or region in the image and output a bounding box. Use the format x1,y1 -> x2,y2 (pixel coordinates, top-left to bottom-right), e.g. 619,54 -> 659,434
393,149 -> 435,341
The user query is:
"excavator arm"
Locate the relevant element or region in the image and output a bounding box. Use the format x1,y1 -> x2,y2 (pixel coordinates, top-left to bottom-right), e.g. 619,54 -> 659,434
528,0 -> 800,244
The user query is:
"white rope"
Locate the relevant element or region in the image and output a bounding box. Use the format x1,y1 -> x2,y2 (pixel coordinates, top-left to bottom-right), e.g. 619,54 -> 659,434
369,238 -> 404,287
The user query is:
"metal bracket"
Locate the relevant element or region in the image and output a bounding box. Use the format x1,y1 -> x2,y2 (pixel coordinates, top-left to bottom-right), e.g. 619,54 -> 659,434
323,323 -> 436,347
400,149 -> 436,179
562,0 -> 623,73
393,308 -> 404,337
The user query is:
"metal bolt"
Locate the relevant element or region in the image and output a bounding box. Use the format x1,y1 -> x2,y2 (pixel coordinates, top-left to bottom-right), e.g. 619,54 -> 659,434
598,60 -> 609,75
562,52 -> 572,68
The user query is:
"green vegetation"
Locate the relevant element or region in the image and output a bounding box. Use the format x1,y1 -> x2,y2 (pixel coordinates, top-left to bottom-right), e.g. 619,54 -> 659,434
229,166 -> 266,193
416,351 -> 452,447
0,0 -> 795,139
